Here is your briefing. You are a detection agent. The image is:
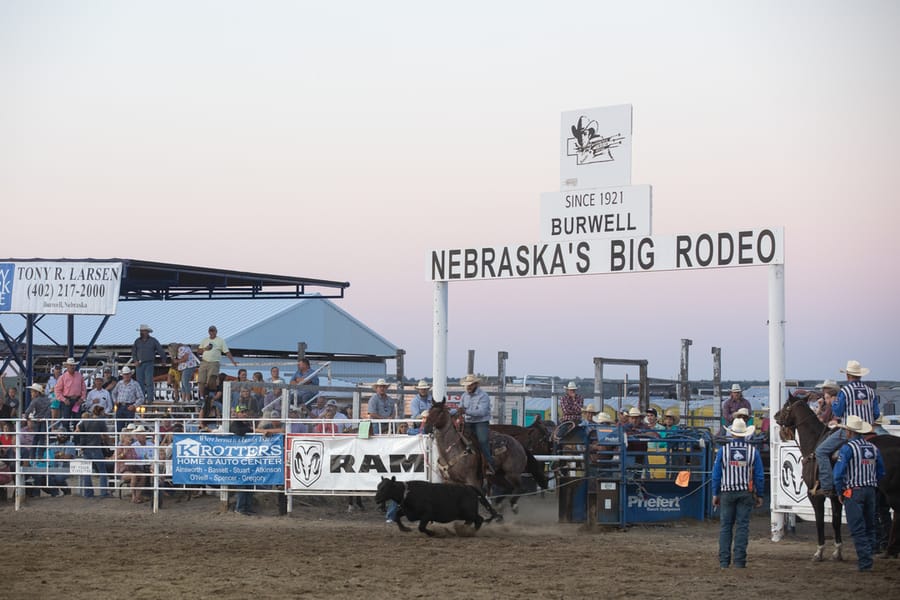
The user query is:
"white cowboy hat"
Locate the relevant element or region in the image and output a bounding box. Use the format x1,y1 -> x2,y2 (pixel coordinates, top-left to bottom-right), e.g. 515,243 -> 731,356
460,374 -> 481,386
372,378 -> 389,388
735,408 -> 750,417
132,425 -> 149,433
27,383 -> 44,394
418,410 -> 429,419
841,414 -> 873,434
415,380 -> 431,390
815,379 -> 840,391
726,418 -> 755,437
593,412 -> 613,424
566,381 -> 578,390
123,423 -> 136,432
730,384 -> 742,393
840,360 -> 870,377
120,366 -> 133,375
137,324 -> 153,332
582,403 -> 598,413
64,357 -> 77,366
627,407 -> 644,417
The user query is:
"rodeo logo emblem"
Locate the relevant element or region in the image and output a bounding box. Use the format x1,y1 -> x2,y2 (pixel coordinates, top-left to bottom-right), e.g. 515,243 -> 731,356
292,439 -> 324,488
566,115 -> 625,166
779,445 -> 806,503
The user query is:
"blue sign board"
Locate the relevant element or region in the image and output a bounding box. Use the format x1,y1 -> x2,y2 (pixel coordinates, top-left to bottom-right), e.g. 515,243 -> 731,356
172,433 -> 284,486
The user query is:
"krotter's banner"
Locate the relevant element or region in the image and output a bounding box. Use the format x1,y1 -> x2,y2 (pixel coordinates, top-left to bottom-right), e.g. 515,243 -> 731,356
286,435 -> 431,493
172,433 -> 284,486
0,261 -> 122,315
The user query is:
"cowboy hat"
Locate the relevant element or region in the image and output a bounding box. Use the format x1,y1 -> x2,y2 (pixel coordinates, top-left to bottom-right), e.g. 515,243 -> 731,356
415,380 -> 431,390
735,408 -> 750,417
841,414 -> 873,434
137,324 -> 153,332
582,403 -> 598,413
725,418 -> 755,437
132,425 -> 148,433
27,383 -> 44,394
593,412 -> 613,424
815,379 -> 840,391
566,381 -> 578,390
460,374 -> 481,386
663,409 -> 680,423
730,384 -> 742,393
418,410 -> 429,419
120,366 -> 133,375
627,407 -> 644,417
64,357 -> 77,366
123,423 -> 136,432
372,378 -> 389,388
840,360 -> 870,377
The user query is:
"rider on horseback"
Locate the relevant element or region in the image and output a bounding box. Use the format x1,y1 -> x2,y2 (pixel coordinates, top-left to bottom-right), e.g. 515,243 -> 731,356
458,374 -> 496,476
814,360 -> 880,498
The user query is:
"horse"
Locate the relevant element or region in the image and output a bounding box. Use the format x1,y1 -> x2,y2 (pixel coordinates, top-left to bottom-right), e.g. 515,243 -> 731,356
424,399 -> 547,516
776,390 -> 900,559
491,418 -> 554,487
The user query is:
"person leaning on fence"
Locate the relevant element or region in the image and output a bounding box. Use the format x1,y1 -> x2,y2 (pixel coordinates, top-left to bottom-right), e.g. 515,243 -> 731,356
578,403 -> 599,427
814,360 -> 880,498
560,382 -> 584,424
712,418 -> 765,569
409,380 -> 433,420
831,415 -> 885,571
367,379 -> 396,434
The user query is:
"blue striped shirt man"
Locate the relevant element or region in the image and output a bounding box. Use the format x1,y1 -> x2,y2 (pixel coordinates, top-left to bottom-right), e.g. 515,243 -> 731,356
712,440 -> 765,494
833,438 -> 884,492
833,381 -> 879,425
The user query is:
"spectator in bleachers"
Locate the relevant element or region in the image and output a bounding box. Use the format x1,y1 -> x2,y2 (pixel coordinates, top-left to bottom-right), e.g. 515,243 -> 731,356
579,404 -> 599,426
269,366 -> 281,383
560,382 -> 585,424
173,342 -> 200,403
196,325 -> 238,401
290,358 -> 319,405
315,402 -> 343,434
28,427 -> 73,497
0,421 -> 14,459
55,358 -> 87,431
251,371 -> 265,397
84,376 -> 113,415
132,325 -> 166,401
255,414 -> 287,516
309,395 -> 327,417
199,383 -> 222,432
25,383 -> 52,458
112,366 -> 144,432
368,379 -> 396,434
101,366 -> 117,393
46,364 -> 62,424
0,379 -> 20,419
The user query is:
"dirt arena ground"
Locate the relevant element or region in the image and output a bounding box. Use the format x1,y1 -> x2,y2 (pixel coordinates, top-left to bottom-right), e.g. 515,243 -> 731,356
3,491 -> 897,599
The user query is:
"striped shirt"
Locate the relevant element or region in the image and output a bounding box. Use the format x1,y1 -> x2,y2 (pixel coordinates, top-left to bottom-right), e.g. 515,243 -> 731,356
712,440 -> 765,494
833,381 -> 879,424
833,438 -> 884,491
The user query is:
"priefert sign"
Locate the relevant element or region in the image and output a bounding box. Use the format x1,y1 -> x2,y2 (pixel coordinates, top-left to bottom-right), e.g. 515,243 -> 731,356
429,227 -> 783,282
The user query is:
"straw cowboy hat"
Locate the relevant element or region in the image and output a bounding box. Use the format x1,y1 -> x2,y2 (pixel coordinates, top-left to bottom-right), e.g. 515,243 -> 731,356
582,403 -> 598,413
593,412 -> 613,424
735,408 -> 750,417
840,360 -> 870,377
725,418 -> 755,437
120,366 -> 133,375
815,379 -> 840,391
132,425 -> 149,433
64,357 -> 77,366
137,324 -> 153,332
372,378 -> 389,388
418,410 -> 429,419
841,414 -> 873,435
566,381 -> 578,390
460,374 -> 481,386
663,409 -> 680,424
730,384 -> 743,393
415,380 -> 431,390
27,383 -> 44,394
627,407 -> 644,417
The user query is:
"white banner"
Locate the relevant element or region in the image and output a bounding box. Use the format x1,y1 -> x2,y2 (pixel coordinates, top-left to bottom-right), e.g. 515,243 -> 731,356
773,441 -> 843,523
0,261 -> 122,315
286,434 -> 433,494
540,184 -> 652,241
429,227 -> 783,281
561,104 -> 632,189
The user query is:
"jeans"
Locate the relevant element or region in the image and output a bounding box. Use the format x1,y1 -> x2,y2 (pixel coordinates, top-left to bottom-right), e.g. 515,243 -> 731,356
180,367 -> 196,401
718,490 -> 754,567
815,428 -> 847,491
136,362 -> 155,402
235,490 -> 254,514
843,486 -> 877,570
80,447 -> 110,497
465,421 -> 495,470
386,500 -> 399,521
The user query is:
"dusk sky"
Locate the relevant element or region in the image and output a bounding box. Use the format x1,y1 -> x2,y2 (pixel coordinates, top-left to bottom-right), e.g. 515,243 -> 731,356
3,1 -> 899,382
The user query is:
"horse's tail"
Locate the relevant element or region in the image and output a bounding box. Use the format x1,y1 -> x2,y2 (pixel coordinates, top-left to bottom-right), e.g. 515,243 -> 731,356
525,449 -> 549,490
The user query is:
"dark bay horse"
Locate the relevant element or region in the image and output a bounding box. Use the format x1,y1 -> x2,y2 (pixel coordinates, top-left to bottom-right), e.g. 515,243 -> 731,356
775,391 -> 844,561
491,418 -> 554,487
777,391 -> 900,559
424,399 -> 546,516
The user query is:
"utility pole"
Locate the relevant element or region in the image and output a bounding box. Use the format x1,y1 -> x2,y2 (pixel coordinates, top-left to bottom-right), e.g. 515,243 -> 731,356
680,338 -> 693,422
